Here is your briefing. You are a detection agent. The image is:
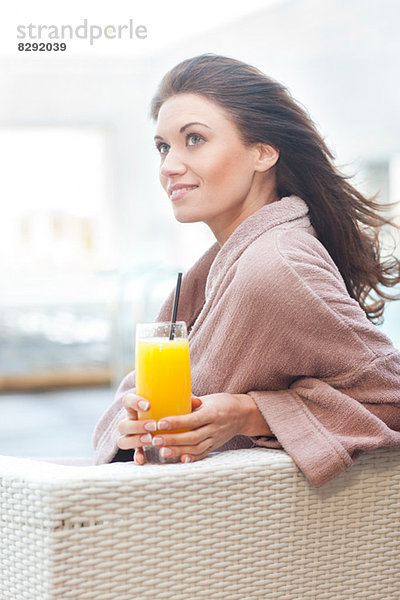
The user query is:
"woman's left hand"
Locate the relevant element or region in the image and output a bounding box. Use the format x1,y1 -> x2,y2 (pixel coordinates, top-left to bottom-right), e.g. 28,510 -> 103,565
134,393 -> 248,464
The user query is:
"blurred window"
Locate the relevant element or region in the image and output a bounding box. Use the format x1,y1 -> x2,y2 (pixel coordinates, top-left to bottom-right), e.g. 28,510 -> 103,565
0,126 -> 114,272
0,127 -> 115,390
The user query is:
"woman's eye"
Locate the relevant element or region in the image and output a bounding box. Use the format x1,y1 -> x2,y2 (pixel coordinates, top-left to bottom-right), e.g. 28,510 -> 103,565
156,143 -> 169,155
187,133 -> 203,146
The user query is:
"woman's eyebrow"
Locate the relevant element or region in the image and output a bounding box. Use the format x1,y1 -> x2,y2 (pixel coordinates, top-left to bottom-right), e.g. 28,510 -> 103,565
154,121 -> 211,141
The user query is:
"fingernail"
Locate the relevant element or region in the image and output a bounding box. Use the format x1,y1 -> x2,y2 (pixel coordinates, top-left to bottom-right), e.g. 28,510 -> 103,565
183,456 -> 192,463
160,447 -> 172,458
140,434 -> 152,444
158,420 -> 169,430
138,400 -> 150,411
152,436 -> 163,446
144,421 -> 157,432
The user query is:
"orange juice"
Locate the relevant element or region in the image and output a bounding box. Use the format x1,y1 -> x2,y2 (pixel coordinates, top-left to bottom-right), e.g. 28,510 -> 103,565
136,336 -> 191,433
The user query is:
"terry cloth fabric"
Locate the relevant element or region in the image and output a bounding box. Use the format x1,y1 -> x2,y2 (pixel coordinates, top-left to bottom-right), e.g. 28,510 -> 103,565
93,195 -> 400,487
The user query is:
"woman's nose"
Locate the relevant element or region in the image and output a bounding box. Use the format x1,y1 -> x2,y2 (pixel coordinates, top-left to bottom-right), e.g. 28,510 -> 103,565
160,149 -> 186,177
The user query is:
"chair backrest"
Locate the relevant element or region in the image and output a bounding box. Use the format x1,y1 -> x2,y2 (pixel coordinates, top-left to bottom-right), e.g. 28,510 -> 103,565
1,447 -> 400,600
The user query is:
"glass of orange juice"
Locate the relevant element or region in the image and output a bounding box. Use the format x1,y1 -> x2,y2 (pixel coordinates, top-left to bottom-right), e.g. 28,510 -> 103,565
135,321 -> 192,463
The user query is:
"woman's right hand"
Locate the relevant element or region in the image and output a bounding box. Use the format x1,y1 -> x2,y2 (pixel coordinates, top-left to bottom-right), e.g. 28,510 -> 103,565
117,393 -> 156,465
117,393 -> 203,465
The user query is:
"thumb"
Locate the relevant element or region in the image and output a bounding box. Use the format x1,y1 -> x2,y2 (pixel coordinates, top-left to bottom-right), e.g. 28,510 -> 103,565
191,395 -> 203,411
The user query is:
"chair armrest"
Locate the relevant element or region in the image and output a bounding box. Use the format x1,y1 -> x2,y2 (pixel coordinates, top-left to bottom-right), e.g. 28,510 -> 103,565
1,447 -> 400,600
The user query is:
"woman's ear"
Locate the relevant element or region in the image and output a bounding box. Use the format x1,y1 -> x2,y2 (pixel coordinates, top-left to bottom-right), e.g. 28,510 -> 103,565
253,143 -> 279,172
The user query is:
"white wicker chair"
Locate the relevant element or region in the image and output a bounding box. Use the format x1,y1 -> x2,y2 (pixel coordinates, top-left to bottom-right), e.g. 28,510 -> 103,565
1,447 -> 400,600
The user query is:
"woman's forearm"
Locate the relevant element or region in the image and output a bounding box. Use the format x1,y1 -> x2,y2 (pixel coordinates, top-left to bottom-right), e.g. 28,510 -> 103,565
234,393 -> 274,437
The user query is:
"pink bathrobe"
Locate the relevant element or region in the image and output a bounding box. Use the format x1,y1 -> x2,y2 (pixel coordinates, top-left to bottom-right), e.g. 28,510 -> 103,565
93,195 -> 400,486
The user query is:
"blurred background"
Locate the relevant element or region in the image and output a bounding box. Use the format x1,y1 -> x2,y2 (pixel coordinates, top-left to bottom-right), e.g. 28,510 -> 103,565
0,0 -> 399,458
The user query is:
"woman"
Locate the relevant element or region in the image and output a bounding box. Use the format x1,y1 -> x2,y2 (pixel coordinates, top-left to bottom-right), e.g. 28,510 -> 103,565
93,53 -> 400,487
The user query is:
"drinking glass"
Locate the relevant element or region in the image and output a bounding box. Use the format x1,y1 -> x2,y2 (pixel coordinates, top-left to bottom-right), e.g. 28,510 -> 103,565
135,321 -> 192,463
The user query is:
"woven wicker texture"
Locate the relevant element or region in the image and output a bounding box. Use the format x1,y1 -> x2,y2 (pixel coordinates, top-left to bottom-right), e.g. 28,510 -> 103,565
1,447 -> 400,600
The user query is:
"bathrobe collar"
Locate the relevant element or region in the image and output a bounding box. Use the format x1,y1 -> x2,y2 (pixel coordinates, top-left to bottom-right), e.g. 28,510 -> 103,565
205,195 -> 309,301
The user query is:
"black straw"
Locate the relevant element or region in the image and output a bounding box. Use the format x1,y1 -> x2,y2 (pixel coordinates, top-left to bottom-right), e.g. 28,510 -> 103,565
169,272 -> 182,340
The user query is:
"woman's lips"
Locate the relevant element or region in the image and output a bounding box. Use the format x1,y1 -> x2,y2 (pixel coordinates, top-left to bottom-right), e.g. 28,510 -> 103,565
170,186 -> 198,201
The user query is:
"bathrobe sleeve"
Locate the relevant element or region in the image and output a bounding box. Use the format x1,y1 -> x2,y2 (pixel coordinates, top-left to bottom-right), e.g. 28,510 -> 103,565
245,229 -> 400,487
92,370 -> 136,464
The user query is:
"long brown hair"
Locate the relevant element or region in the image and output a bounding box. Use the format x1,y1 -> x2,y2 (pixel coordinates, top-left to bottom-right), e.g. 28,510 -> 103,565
150,53 -> 400,324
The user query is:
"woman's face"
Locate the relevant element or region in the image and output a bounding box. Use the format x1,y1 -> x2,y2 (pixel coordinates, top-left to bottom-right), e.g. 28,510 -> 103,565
154,93 -> 278,245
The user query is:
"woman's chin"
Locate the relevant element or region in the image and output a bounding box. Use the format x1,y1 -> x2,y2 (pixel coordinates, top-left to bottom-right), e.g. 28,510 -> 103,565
172,207 -> 204,224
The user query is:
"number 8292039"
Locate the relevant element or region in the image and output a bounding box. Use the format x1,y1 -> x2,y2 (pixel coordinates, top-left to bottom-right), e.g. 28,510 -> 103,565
18,42 -> 67,51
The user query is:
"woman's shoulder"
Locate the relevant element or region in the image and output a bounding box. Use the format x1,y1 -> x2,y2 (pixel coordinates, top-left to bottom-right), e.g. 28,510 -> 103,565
225,217 -> 397,362
236,223 -> 372,328
239,223 -> 346,292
